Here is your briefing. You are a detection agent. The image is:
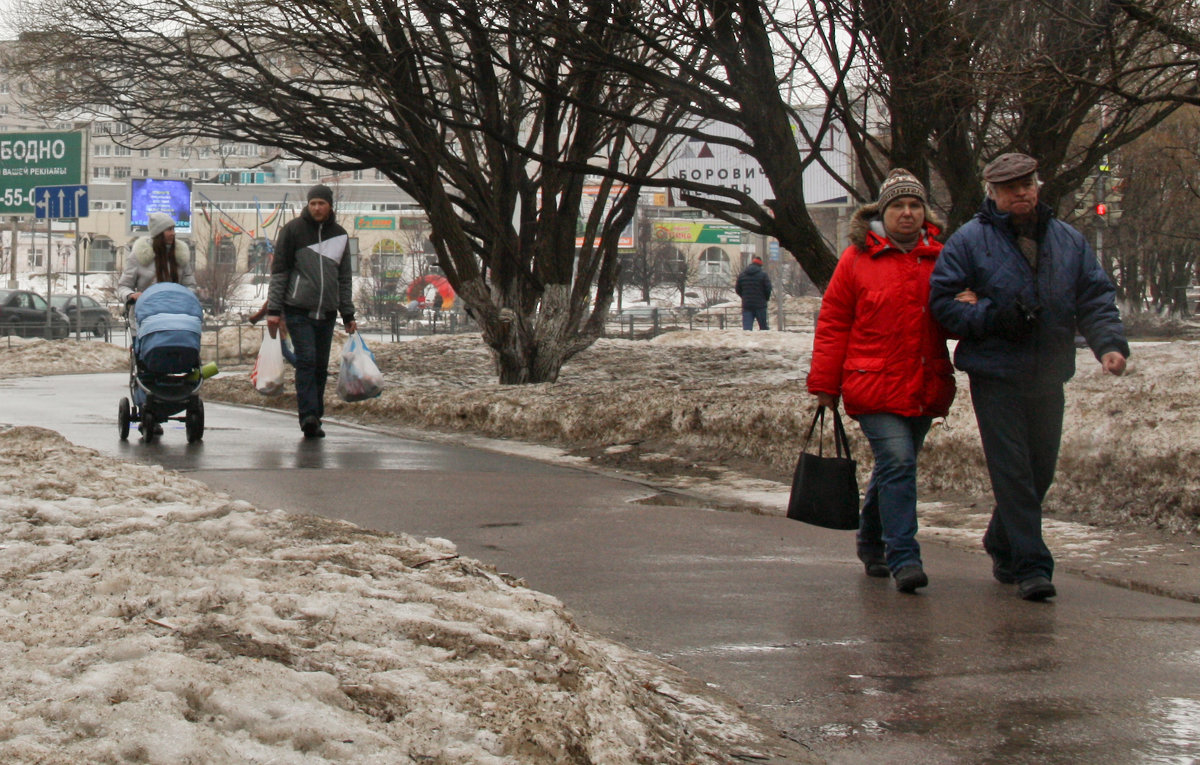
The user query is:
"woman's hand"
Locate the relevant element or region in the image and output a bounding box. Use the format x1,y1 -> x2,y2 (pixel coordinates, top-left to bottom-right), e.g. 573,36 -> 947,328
815,392 -> 840,409
955,289 -> 978,304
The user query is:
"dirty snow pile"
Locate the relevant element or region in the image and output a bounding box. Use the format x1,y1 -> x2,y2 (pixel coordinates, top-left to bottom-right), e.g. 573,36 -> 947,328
0,426 -> 781,764
0,338 -> 128,378
202,329 -> 1200,535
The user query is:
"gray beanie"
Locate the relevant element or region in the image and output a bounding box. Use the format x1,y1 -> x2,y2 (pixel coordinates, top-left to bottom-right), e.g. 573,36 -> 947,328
147,212 -> 176,239
877,168 -> 927,212
307,184 -> 334,204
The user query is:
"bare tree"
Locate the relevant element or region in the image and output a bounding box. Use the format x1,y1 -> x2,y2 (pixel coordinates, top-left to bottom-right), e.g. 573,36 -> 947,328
8,0 -> 688,383
192,262 -> 244,316
1100,111 -> 1200,315
570,0 -> 864,289
838,0 -> 1184,230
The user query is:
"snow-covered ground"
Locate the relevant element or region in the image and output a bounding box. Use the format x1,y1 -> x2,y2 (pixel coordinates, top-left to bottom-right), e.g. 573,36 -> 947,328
0,425 -> 793,763
2,321 -> 1198,762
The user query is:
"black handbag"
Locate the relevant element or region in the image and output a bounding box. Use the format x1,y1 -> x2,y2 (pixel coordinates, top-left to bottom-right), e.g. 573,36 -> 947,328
786,406 -> 861,530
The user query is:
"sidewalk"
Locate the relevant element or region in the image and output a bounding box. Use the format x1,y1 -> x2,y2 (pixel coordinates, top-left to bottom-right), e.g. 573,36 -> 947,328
448,430 -> 1200,605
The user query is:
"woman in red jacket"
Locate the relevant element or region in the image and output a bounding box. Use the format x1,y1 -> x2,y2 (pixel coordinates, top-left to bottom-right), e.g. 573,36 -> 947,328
807,169 -> 960,594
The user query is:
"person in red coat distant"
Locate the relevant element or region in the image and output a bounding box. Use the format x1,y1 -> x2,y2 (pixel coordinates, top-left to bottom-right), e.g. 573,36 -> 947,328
807,168 -> 966,594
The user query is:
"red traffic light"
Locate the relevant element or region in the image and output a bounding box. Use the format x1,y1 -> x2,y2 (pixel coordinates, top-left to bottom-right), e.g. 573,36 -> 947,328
1095,203 -> 1108,216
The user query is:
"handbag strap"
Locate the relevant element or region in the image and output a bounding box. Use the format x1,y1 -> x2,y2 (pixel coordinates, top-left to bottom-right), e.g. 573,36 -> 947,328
803,405 -> 853,459
830,407 -> 853,460
802,405 -> 828,456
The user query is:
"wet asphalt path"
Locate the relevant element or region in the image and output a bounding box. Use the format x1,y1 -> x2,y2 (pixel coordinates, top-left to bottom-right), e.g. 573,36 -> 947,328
4,372 -> 1200,763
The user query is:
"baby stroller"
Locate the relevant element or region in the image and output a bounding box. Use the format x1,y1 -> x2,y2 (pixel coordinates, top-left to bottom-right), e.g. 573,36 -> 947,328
117,282 -> 205,444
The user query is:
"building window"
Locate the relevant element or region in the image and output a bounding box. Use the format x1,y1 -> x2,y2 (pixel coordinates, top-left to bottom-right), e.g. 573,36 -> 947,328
138,168 -> 149,177
94,144 -> 111,157
699,247 -> 731,276
215,237 -> 237,265
137,148 -> 150,158
92,166 -> 111,179
113,166 -> 131,179
287,166 -> 300,180
160,146 -> 171,158
179,147 -> 191,159
114,144 -> 131,156
310,168 -> 319,180
352,170 -> 363,180
87,236 -> 116,271
158,169 -> 170,178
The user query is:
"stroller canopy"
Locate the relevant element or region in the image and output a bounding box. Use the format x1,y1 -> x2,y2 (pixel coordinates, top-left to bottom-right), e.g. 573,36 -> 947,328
134,282 -> 202,357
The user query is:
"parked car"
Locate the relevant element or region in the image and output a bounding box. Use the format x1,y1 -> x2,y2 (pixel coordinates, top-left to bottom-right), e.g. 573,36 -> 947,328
0,289 -> 70,339
50,294 -> 111,337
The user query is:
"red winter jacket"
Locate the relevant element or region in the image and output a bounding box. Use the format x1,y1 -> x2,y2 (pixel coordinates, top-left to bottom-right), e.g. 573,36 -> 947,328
807,203 -> 956,418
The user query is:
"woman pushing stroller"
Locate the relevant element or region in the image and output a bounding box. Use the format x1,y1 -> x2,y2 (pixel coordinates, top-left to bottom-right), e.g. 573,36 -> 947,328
114,215 -> 201,443
117,212 -> 196,306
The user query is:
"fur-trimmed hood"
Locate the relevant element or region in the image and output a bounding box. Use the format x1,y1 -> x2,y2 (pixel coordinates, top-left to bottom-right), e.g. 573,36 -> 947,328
131,235 -> 190,267
847,201 -> 943,250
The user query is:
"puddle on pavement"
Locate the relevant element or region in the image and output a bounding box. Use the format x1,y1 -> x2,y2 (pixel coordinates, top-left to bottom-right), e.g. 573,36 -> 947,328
1138,697 -> 1200,762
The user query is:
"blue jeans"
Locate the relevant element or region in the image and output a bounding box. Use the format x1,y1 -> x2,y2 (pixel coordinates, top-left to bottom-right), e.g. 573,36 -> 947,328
284,310 -> 335,424
855,413 -> 933,572
742,307 -> 768,330
969,377 -> 1064,582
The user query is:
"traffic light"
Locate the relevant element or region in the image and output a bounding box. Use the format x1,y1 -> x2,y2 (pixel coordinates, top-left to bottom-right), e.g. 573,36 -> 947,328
1095,202 -> 1108,217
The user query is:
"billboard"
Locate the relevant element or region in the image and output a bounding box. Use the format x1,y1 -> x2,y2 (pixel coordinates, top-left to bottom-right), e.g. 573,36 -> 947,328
128,177 -> 193,234
0,130 -> 86,215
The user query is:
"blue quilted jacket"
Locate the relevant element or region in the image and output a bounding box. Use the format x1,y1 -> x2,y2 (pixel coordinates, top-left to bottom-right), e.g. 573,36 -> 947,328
930,198 -> 1129,386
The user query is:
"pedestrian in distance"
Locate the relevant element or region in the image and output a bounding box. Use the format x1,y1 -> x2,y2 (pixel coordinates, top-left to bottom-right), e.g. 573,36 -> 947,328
735,255 -> 772,330
266,184 -> 357,439
117,212 -> 197,305
929,153 -> 1130,602
808,168 -> 961,594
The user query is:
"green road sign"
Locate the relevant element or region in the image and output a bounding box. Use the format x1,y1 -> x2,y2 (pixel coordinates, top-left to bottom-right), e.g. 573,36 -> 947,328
0,130 -> 86,215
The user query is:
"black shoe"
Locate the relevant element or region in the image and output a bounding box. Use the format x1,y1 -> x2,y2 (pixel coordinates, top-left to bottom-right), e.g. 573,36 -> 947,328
858,548 -> 889,578
862,557 -> 890,578
301,416 -> 325,439
992,558 -> 1017,584
894,564 -> 928,594
1018,576 -> 1056,601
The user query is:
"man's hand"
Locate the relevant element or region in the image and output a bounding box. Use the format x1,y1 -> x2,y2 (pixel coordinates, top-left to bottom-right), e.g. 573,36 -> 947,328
955,289 -> 978,305
266,315 -> 281,339
815,392 -> 839,409
1102,351 -> 1127,376
991,299 -> 1038,342
345,320 -> 357,335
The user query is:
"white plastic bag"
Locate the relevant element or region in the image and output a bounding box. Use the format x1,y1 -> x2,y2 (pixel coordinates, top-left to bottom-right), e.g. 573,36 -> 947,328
337,332 -> 384,402
251,330 -> 286,395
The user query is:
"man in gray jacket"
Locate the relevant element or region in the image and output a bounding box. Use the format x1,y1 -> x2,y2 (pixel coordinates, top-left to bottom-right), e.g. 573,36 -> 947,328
266,184 -> 357,438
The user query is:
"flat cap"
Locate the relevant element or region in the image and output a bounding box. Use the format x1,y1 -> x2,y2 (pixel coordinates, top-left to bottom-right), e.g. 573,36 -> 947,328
982,153 -> 1038,183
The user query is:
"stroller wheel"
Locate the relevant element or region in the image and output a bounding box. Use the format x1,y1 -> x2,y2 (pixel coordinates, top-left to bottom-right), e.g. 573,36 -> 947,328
186,397 -> 204,443
141,411 -> 158,444
118,397 -> 131,440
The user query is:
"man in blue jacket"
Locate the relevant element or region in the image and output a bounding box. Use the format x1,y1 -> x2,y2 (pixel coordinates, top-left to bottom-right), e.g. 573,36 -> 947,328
267,184 -> 357,439
735,256 -> 772,330
930,153 -> 1129,602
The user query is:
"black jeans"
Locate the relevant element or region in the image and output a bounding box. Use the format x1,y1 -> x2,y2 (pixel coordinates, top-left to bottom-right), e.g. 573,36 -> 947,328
284,310 -> 335,424
969,377 -> 1065,581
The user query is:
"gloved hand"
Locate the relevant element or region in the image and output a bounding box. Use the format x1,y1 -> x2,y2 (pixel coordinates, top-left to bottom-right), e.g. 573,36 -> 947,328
990,299 -> 1039,342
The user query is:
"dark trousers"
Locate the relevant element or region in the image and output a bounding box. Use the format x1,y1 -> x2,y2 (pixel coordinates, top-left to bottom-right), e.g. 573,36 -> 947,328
742,307 -> 768,330
284,310 -> 335,424
969,377 -> 1065,581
